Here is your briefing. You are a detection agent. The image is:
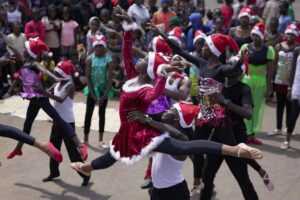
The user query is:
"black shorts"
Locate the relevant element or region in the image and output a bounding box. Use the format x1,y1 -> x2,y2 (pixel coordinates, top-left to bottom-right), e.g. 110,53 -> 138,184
150,180 -> 190,200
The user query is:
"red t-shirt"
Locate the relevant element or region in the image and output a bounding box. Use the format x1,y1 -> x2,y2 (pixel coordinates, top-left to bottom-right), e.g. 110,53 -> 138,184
220,4 -> 233,29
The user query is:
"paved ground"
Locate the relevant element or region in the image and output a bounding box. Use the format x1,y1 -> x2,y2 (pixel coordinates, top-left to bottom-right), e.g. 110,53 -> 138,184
1,1 -> 300,199
0,92 -> 300,200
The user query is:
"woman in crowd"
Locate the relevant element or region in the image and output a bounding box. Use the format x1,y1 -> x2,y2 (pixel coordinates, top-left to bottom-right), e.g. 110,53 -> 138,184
240,22 -> 275,145
83,35 -> 114,147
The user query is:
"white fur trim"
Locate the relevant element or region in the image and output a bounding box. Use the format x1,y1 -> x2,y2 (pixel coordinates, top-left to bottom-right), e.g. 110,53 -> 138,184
193,35 -> 206,45
109,133 -> 169,165
122,77 -> 153,93
152,36 -> 160,52
168,36 -> 182,47
54,67 -> 71,79
173,103 -> 193,128
147,52 -> 156,80
122,21 -> 139,31
238,12 -> 250,19
205,36 -> 221,57
285,29 -> 299,37
93,40 -> 107,48
251,28 -> 264,40
25,41 -> 37,58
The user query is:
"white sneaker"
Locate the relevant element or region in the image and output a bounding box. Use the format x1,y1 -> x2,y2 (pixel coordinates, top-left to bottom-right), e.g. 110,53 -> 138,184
268,129 -> 282,136
280,141 -> 290,150
99,141 -> 108,149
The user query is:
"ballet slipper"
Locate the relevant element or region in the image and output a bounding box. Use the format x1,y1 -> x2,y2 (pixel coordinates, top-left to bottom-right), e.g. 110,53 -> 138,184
237,143 -> 263,160
6,148 -> 23,159
71,162 -> 91,177
47,142 -> 63,163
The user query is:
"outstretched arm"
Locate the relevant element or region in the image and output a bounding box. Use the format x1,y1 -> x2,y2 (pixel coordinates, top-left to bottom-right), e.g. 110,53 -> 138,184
127,111 -> 188,141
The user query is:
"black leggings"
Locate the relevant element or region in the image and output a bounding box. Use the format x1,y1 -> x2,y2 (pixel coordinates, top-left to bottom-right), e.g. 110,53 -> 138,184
91,137 -> 222,170
276,92 -> 292,130
49,123 -> 86,178
287,100 -> 300,133
198,125 -> 258,200
23,97 -> 75,139
0,124 -> 35,145
84,94 -> 108,135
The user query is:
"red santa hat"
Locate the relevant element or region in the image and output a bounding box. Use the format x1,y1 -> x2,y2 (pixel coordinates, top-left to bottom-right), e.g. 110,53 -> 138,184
173,102 -> 201,128
251,22 -> 265,40
55,59 -> 75,79
25,37 -> 50,59
168,26 -> 184,47
92,34 -> 107,48
205,34 -> 239,57
147,52 -> 170,80
193,30 -> 207,45
238,6 -> 252,19
285,23 -> 299,37
151,36 -> 173,55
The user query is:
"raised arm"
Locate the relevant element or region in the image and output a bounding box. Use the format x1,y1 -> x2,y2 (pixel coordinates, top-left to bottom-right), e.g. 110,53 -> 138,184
142,76 -> 167,105
122,24 -> 139,80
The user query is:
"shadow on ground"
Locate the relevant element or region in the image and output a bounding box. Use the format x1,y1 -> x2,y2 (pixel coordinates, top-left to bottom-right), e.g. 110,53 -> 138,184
15,180 -> 111,200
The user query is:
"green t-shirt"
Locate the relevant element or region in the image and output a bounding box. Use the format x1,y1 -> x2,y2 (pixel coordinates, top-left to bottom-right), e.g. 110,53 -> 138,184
83,53 -> 112,98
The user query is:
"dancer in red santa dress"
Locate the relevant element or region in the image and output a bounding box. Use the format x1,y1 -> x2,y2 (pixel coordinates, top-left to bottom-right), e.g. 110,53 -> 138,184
70,13 -> 263,177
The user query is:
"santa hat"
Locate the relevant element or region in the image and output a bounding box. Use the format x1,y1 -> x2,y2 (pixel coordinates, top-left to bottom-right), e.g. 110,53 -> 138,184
205,34 -> 239,57
152,36 -> 173,55
25,37 -> 50,59
55,59 -> 75,79
251,22 -> 265,40
147,52 -> 170,80
173,102 -> 200,128
92,34 -> 107,48
285,23 -> 299,36
193,30 -> 207,45
238,6 -> 252,19
168,26 -> 184,47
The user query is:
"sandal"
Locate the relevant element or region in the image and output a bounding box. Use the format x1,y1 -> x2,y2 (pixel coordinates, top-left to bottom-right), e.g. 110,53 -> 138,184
71,162 -> 91,177
237,143 -> 263,159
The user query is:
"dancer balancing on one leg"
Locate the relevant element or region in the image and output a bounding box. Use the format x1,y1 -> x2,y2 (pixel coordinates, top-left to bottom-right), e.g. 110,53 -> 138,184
0,124 -> 62,163
70,10 -> 262,178
3,37 -> 87,160
36,59 -> 90,186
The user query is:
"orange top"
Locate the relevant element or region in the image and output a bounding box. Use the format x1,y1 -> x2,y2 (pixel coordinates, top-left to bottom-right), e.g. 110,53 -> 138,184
152,10 -> 176,32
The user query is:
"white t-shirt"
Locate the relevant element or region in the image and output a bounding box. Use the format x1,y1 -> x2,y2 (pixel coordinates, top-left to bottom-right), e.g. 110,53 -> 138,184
53,81 -> 75,123
127,3 -> 150,25
151,153 -> 185,189
6,33 -> 26,56
7,9 -> 22,24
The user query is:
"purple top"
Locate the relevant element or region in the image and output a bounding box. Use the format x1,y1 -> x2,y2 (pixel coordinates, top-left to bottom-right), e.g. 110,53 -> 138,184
147,95 -> 171,115
19,67 -> 44,99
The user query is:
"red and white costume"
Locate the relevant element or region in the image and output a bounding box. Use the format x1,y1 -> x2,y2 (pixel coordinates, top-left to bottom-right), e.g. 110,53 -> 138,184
110,27 -> 169,165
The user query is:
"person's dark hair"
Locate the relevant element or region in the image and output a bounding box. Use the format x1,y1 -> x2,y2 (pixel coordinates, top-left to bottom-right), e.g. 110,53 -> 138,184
225,0 -> 234,5
279,0 -> 289,15
207,9 -> 213,20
